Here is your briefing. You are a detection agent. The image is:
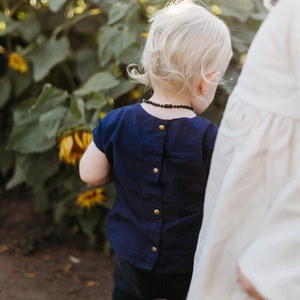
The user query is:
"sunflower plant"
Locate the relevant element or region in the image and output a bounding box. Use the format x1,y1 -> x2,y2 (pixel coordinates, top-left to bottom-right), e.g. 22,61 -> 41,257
0,0 -> 268,246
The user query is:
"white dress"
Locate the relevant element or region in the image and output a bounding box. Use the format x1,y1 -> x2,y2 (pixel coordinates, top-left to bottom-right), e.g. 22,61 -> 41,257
187,0 -> 300,299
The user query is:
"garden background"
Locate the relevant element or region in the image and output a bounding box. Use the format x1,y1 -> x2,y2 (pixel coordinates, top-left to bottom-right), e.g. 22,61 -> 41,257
0,0 -> 268,299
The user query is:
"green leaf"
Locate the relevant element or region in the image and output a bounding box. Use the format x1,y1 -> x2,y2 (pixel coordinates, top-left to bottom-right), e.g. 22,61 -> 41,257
39,106 -> 68,139
70,97 -> 83,120
6,151 -> 60,190
5,161 -> 26,190
17,13 -> 40,42
21,151 -> 60,186
47,0 -> 68,13
0,12 -> 19,36
0,77 -> 12,109
98,26 -> 120,66
107,3 -> 130,25
12,98 -> 39,126
8,122 -> 56,153
214,0 -> 254,22
10,70 -> 32,97
108,78 -> 135,99
118,43 -> 142,65
98,26 -> 136,66
74,71 -> 119,95
85,92 -> 107,110
75,48 -> 98,82
28,37 -> 70,81
30,84 -> 68,113
114,31 -> 136,58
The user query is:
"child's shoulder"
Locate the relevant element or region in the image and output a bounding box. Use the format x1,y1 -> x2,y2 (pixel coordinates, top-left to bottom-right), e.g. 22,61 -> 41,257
102,103 -> 140,121
193,115 -> 218,129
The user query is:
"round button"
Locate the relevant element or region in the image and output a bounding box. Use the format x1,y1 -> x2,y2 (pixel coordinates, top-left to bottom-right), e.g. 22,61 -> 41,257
153,209 -> 160,215
152,247 -> 157,253
159,125 -> 165,131
153,168 -> 159,174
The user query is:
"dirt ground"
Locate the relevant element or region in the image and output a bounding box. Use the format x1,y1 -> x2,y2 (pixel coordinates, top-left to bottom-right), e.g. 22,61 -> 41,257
0,190 -> 114,300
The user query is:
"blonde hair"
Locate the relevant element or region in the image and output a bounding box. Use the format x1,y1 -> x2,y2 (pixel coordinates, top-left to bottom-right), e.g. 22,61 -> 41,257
127,0 -> 232,105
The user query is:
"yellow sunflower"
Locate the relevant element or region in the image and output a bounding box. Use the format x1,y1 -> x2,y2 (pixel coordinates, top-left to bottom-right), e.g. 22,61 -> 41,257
8,52 -> 29,73
59,130 -> 92,165
77,188 -> 106,209
210,4 -> 222,16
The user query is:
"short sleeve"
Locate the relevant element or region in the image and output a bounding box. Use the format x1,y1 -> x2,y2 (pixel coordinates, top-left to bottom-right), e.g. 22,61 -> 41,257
202,123 -> 218,172
92,108 -> 122,165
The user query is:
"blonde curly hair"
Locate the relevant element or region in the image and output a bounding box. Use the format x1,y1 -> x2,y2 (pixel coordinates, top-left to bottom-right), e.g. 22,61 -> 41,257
127,0 -> 232,108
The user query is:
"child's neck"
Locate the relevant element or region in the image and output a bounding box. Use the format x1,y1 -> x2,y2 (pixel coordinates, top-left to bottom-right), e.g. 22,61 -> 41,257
150,89 -> 192,106
141,89 -> 196,120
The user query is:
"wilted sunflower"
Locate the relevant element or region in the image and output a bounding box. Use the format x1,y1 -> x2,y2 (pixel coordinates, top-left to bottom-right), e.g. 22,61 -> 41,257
59,131 -> 92,165
77,188 -> 106,209
8,52 -> 29,73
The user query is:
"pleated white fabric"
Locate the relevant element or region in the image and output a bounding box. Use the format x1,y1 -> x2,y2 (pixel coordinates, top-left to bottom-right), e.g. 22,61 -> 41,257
187,0 -> 300,299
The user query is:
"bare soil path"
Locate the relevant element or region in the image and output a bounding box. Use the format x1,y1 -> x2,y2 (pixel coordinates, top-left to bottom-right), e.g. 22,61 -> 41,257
0,191 -> 114,300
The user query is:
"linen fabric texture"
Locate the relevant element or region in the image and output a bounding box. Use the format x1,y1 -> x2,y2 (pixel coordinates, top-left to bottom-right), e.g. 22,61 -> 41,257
187,0 -> 300,299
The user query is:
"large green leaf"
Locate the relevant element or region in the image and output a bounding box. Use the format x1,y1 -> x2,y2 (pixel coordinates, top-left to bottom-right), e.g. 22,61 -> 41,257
214,0 -> 254,22
39,106 -> 69,139
48,0 -> 68,13
8,121 -> 56,153
108,78 -> 135,99
13,98 -> 41,126
98,26 -> 120,66
10,70 -> 32,97
118,43 -> 142,65
0,12 -> 19,37
74,71 -> 119,95
28,37 -> 70,81
5,161 -> 26,190
30,84 -> 68,113
75,47 -> 99,82
70,97 -> 83,120
17,13 -> 40,42
22,151 -> 60,186
107,3 -> 130,25
98,26 -> 136,66
85,92 -> 107,110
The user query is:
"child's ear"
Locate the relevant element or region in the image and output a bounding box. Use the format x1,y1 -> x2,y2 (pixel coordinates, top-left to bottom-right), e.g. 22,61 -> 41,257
199,71 -> 221,95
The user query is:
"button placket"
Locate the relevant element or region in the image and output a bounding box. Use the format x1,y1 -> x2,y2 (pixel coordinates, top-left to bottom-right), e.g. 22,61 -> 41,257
149,121 -> 166,256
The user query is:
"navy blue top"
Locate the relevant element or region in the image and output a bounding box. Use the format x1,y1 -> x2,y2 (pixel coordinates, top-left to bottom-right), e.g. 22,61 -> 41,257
93,103 -> 218,274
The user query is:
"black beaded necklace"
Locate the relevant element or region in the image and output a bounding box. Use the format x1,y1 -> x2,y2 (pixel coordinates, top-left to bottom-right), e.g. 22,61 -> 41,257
142,99 -> 194,111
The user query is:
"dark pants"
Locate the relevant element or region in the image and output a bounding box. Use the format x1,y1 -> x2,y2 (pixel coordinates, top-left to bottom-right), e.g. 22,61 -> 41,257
112,254 -> 192,300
